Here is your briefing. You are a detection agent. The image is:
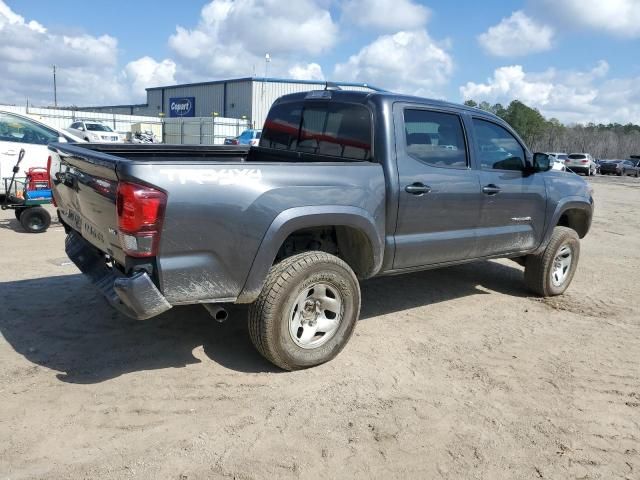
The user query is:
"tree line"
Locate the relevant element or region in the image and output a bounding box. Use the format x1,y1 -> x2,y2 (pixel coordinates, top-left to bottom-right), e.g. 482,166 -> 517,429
464,99 -> 640,159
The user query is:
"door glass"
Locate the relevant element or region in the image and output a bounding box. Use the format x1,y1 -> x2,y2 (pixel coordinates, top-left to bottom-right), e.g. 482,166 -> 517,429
0,113 -> 58,145
473,118 -> 526,171
404,109 -> 468,168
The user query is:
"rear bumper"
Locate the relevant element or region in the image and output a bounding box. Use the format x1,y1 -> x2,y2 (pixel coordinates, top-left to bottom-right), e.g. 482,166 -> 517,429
65,231 -> 172,320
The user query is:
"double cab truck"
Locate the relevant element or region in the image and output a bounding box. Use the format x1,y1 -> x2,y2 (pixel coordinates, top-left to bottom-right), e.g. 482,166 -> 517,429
49,89 -> 594,370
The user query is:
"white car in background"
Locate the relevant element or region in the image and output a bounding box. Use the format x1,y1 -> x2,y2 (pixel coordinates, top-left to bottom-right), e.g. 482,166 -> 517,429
546,152 -> 568,171
566,153 -> 597,176
0,110 -> 83,194
66,121 -> 123,143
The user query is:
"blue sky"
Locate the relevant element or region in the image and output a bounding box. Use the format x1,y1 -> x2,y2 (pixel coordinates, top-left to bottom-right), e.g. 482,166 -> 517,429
2,0 -> 640,124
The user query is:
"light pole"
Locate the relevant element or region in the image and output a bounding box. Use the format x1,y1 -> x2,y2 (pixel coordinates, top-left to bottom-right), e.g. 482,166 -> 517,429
52,65 -> 57,107
264,53 -> 271,78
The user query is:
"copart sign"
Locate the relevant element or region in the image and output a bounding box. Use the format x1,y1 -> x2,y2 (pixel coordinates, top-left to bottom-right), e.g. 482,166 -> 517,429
169,97 -> 195,117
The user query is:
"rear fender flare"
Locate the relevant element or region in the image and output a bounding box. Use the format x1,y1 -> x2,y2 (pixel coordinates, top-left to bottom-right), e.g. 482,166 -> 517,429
236,206 -> 384,303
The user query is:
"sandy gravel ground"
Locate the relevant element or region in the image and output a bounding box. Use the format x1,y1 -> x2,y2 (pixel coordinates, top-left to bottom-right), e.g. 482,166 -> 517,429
0,175 -> 639,479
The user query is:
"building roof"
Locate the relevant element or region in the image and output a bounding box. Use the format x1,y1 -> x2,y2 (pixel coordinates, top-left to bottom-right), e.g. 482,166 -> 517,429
145,77 -> 384,92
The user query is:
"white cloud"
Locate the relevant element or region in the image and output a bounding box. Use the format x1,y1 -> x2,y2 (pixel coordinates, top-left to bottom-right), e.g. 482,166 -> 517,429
341,0 -> 430,30
0,1 -> 175,106
124,57 -> 177,98
334,30 -> 453,97
0,0 -> 45,33
459,61 -> 640,124
288,63 -> 324,81
478,11 -> 554,57
169,0 -> 338,80
535,0 -> 640,38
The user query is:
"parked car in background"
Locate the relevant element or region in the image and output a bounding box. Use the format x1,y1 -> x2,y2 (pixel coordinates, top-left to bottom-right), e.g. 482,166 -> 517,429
224,129 -> 261,146
546,152 -> 568,171
622,159 -> 640,177
594,159 -> 607,174
599,160 -> 624,175
0,111 -> 82,194
66,121 -> 123,143
565,153 -> 596,176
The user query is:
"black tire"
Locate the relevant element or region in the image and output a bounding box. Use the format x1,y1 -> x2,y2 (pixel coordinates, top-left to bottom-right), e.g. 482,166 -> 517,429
14,208 -> 26,220
19,207 -> 51,233
524,226 -> 580,297
248,251 -> 361,371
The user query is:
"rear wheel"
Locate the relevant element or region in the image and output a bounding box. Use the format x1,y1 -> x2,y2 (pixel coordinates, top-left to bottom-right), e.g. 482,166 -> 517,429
248,251 -> 361,371
19,207 -> 51,233
524,226 -> 580,297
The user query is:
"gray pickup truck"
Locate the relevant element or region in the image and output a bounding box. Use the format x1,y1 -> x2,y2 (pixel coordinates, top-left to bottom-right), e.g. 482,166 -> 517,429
49,89 -> 593,370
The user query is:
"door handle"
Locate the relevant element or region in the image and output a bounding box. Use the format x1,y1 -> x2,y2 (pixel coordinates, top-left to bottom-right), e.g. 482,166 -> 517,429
482,184 -> 501,195
405,183 -> 431,195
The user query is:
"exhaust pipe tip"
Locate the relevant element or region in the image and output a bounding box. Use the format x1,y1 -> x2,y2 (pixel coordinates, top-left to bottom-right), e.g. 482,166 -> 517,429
204,304 -> 229,323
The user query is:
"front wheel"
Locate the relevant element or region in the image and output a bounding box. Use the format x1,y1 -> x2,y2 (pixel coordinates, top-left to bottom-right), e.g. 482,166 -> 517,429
248,251 -> 361,371
524,226 -> 580,297
20,207 -> 51,233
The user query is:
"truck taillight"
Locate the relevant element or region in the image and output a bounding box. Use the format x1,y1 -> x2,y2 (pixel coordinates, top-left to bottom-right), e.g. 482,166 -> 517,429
116,181 -> 167,257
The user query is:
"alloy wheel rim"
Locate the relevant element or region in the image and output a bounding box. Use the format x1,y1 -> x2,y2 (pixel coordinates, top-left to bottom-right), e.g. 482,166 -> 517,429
288,283 -> 343,349
551,244 -> 572,287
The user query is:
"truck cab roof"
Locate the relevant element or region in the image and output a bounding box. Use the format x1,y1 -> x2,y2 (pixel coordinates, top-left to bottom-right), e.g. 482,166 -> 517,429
275,89 -> 505,123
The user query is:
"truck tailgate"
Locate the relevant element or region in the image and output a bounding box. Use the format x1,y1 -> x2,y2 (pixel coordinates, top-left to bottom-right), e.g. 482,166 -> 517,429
50,145 -> 126,263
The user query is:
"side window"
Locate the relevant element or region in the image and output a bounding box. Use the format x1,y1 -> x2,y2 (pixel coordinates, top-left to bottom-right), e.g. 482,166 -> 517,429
260,103 -> 302,150
0,113 -> 58,146
473,118 -> 526,171
403,109 -> 468,168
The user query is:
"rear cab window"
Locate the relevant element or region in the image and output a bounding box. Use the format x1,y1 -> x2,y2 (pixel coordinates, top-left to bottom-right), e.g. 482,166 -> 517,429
260,100 -> 372,161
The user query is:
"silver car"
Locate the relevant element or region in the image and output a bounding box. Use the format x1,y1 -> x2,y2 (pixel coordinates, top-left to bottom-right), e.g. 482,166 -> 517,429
566,153 -> 596,176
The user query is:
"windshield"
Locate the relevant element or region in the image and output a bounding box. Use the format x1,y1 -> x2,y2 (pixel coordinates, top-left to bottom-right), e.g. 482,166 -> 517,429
556,155 -> 568,160
568,154 -> 586,159
85,123 -> 113,132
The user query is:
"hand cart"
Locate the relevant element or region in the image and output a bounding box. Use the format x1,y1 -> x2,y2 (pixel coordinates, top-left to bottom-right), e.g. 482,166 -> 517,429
2,149 -> 53,233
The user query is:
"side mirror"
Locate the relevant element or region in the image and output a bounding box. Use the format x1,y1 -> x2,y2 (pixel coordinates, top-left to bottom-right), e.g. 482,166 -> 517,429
79,126 -> 85,131
533,152 -> 552,172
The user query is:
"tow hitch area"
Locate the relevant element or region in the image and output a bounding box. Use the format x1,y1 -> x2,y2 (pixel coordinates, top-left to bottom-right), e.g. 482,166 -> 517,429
65,231 -> 172,320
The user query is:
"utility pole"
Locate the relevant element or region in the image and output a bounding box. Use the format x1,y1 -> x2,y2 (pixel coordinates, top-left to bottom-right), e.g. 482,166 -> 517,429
53,65 -> 57,107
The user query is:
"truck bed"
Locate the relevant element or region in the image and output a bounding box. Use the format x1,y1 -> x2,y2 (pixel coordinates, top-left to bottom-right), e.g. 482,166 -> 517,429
55,143 -> 251,164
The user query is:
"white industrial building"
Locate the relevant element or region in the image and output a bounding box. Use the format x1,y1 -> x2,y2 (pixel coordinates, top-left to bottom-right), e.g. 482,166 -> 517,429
79,77 -> 381,129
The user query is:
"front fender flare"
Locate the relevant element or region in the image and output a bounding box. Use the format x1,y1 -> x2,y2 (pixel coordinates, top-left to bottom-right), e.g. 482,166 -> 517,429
537,197 -> 593,253
236,206 -> 384,303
